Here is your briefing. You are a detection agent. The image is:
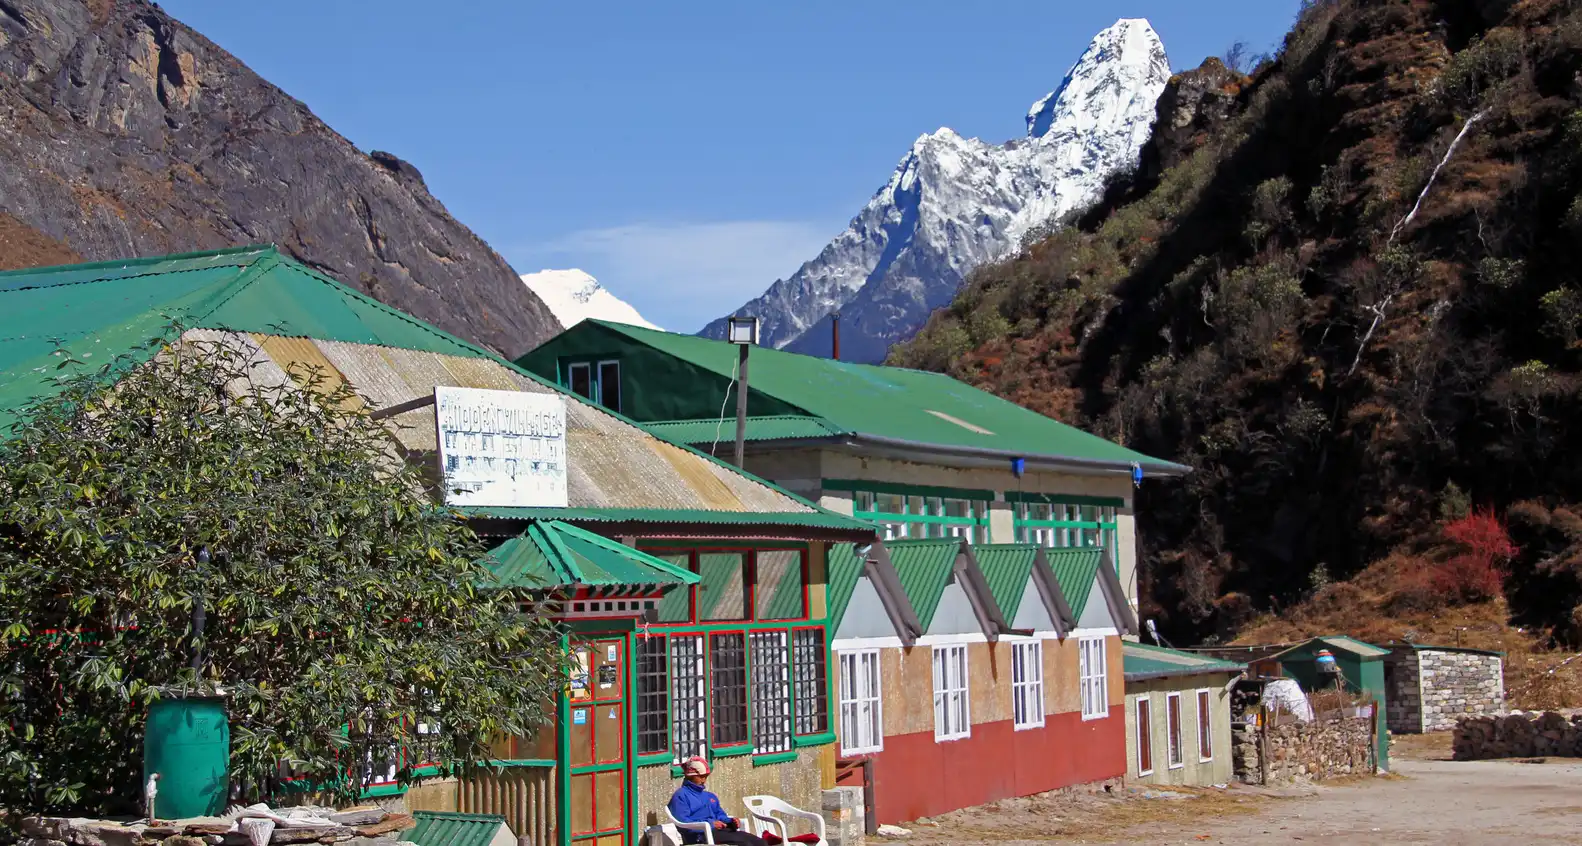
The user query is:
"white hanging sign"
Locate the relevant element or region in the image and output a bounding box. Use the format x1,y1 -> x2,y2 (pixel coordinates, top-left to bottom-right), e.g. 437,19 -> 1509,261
434,386 -> 568,507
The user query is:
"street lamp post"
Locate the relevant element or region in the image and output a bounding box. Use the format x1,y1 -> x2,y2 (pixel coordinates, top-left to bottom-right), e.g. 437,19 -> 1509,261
725,316 -> 760,469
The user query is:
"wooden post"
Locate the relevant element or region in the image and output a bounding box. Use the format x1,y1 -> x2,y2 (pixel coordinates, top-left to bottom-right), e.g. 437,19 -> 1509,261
734,343 -> 749,468
863,758 -> 877,836
1259,704 -> 1271,786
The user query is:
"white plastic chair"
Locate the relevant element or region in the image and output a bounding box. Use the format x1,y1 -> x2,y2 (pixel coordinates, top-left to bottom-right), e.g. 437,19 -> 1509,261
662,806 -> 716,844
741,795 -> 828,846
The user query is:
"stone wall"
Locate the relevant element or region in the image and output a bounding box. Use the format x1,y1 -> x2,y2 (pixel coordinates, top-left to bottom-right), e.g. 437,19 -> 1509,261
1230,723 -> 1260,784
1231,716 -> 1374,784
20,809 -> 416,846
1384,649 -> 1421,734
1453,711 -> 1582,759
1419,651 -> 1503,731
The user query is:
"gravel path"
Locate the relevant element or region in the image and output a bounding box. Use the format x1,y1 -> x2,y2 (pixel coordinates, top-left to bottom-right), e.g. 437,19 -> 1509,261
897,749 -> 1582,844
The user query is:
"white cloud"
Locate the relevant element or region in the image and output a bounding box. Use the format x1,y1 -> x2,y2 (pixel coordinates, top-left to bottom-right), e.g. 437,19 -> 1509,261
511,220 -> 833,333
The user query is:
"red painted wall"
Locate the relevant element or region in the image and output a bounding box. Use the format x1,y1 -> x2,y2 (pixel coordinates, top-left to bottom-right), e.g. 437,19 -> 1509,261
860,706 -> 1125,825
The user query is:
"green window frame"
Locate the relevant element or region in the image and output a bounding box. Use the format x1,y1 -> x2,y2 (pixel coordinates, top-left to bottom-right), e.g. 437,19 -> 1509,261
825,481 -> 991,544
1012,497 -> 1121,565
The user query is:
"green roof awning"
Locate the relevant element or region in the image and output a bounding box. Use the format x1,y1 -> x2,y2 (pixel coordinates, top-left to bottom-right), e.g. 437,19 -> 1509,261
974,545 -> 1040,622
1123,642 -> 1245,681
483,521 -> 700,590
406,812 -> 507,846
885,539 -> 965,631
1044,547 -> 1104,618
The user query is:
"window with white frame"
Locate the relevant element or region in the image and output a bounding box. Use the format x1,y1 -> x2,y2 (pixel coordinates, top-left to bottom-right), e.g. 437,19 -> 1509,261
669,635 -> 708,764
1197,688 -> 1214,762
1011,641 -> 1044,730
1166,692 -> 1184,768
1079,637 -> 1108,719
838,650 -> 883,755
932,644 -> 971,741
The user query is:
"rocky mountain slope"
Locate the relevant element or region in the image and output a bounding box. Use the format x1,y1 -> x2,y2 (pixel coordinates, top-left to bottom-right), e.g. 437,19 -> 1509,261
699,18 -> 1170,363
893,0 -> 1582,645
519,269 -> 658,330
0,0 -> 558,358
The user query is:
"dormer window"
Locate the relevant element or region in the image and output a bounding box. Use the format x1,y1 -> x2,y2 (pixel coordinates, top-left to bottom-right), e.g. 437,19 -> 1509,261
563,359 -> 621,413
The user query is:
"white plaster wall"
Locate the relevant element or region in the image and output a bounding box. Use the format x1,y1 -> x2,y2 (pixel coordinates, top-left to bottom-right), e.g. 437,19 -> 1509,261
836,577 -> 900,639
930,580 -> 984,636
1010,580 -> 1057,632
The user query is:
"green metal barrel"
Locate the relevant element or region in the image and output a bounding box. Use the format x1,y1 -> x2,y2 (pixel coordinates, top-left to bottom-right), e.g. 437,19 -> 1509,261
143,697 -> 230,818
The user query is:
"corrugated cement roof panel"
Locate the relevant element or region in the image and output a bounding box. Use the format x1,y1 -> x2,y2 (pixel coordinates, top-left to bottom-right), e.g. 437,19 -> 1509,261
579,321 -> 1182,472
885,538 -> 961,631
1123,642 -> 1245,681
974,545 -> 1040,623
406,812 -> 505,846
1044,547 -> 1104,619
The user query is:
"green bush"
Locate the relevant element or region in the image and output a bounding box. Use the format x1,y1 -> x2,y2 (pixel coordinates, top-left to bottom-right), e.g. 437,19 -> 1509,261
0,337 -> 563,814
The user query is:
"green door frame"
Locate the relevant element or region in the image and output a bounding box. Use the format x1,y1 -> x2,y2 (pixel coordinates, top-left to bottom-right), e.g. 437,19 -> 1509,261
563,619 -> 640,846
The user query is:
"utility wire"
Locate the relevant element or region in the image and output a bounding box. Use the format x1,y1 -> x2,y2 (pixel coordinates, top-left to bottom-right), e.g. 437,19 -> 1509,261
709,357 -> 741,458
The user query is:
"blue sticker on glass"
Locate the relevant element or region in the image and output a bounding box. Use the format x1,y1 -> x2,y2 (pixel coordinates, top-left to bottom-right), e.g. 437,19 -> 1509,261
573,709 -> 588,725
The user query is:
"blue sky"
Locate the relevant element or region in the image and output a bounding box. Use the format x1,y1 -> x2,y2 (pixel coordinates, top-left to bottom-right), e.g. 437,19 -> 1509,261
160,1 -> 1302,331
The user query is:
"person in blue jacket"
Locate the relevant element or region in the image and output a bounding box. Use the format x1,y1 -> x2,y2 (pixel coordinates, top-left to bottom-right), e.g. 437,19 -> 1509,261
668,757 -> 765,845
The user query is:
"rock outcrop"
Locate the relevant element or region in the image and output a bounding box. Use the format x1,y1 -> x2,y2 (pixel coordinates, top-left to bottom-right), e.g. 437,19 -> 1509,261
0,0 -> 558,357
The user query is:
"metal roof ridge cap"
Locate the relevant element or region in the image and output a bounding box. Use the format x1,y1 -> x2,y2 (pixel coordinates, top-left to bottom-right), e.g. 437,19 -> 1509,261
846,432 -> 1191,475
533,521 -> 583,583
1029,547 -> 1076,636
551,520 -> 700,584
864,540 -> 924,644
0,243 -> 275,280
185,252 -> 287,328
1096,547 -> 1138,636
953,538 -> 1010,638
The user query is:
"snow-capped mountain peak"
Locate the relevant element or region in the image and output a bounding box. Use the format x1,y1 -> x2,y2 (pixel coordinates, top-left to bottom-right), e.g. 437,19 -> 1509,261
519,269 -> 659,331
700,18 -> 1169,363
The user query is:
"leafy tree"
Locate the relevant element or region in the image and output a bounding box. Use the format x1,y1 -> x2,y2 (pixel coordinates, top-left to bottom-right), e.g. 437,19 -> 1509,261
0,334 -> 563,816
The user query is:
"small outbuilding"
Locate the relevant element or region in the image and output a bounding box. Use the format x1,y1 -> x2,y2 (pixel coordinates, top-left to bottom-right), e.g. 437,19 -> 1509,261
1264,636 -> 1391,771
1122,644 -> 1243,786
1383,643 -> 1505,733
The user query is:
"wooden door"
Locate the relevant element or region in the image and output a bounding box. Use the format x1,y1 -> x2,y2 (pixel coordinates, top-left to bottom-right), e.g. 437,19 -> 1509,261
568,636 -> 629,846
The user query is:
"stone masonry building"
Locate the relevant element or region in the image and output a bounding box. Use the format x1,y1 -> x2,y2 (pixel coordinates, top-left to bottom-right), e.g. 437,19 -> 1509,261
1384,644 -> 1504,733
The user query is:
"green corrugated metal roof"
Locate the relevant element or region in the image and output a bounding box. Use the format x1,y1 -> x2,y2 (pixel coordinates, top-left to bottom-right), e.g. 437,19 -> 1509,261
885,539 -> 961,631
1123,642 -> 1245,681
644,415 -> 851,445
974,545 -> 1040,622
1044,547 -> 1104,618
0,246 -> 491,429
459,505 -> 874,533
405,811 -> 505,846
1272,635 -> 1391,661
563,320 -> 1183,473
825,543 -> 866,631
483,521 -> 699,589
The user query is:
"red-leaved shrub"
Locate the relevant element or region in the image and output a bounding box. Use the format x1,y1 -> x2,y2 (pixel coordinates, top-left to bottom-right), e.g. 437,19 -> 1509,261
1435,508 -> 1518,603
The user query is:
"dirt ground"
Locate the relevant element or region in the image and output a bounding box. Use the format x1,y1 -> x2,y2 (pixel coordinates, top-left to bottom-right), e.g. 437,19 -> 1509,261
893,733 -> 1582,845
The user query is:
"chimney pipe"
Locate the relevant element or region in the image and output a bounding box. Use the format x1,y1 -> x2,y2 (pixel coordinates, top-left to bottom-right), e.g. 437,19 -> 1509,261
831,311 -> 841,361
